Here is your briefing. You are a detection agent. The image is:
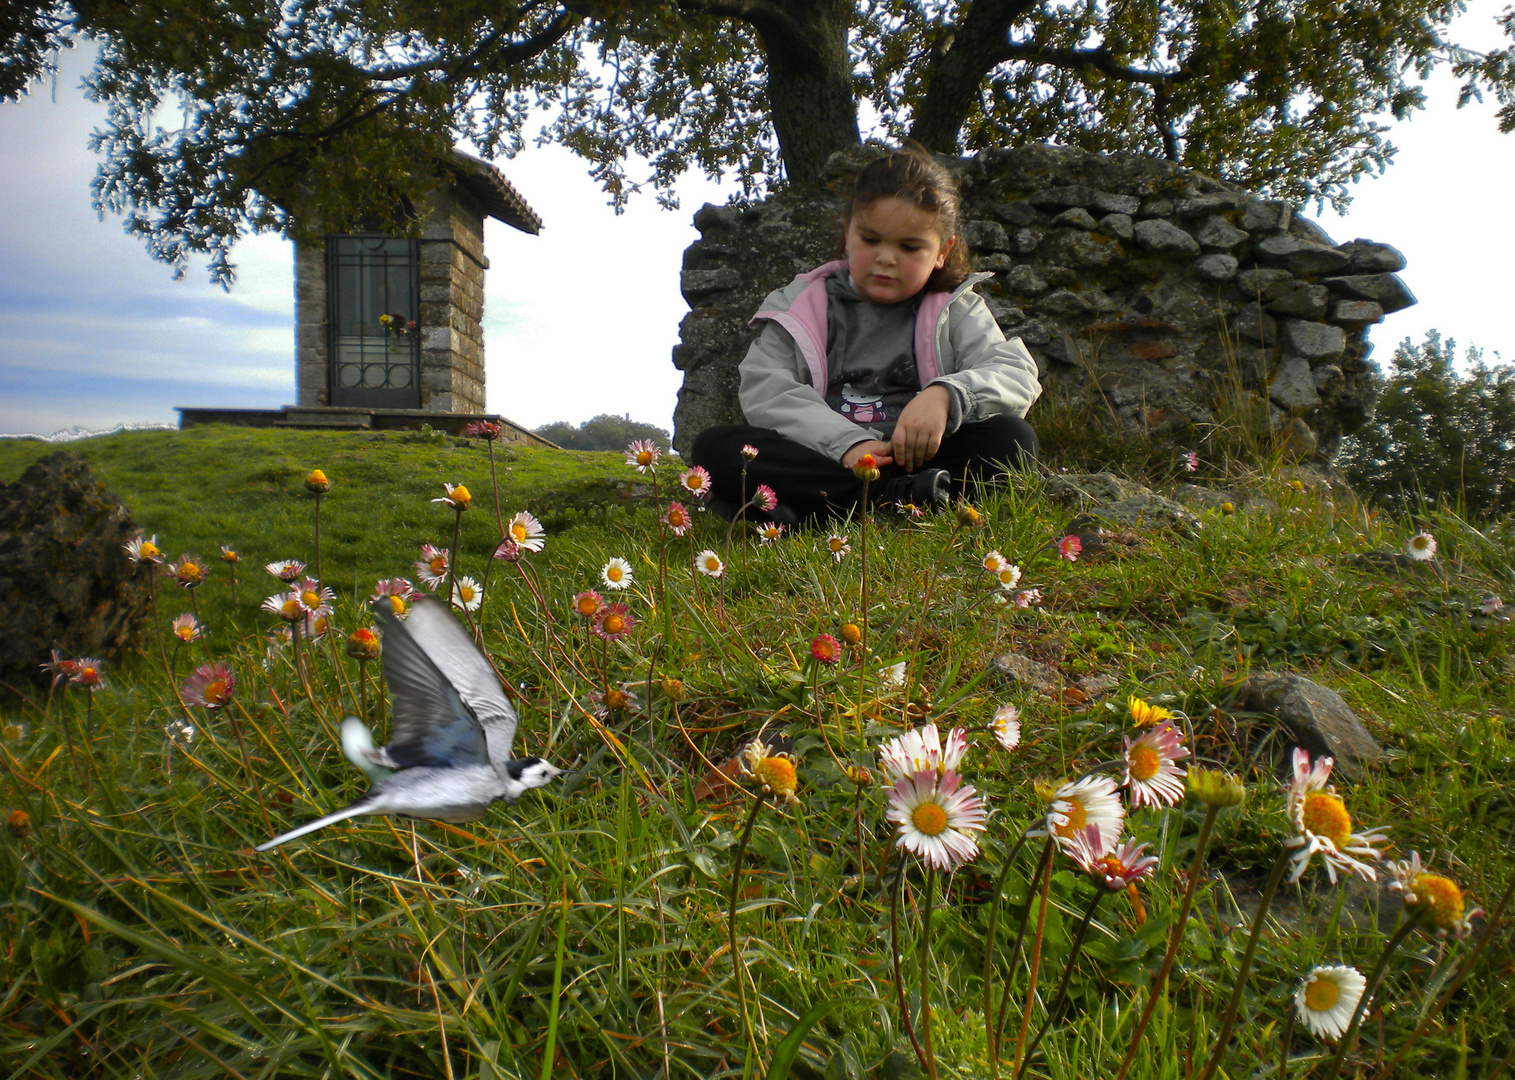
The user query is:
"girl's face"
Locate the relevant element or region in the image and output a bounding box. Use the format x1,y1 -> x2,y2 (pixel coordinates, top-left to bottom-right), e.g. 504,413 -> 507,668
845,196 -> 955,305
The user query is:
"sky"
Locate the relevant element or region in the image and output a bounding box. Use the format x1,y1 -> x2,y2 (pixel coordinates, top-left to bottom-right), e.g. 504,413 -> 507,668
0,7 -> 1511,440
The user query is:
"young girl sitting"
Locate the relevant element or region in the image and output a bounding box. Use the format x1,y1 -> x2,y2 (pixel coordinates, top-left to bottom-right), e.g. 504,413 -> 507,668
690,145 -> 1042,523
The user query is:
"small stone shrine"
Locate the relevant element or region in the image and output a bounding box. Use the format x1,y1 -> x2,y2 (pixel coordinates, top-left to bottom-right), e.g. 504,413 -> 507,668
180,149 -> 553,440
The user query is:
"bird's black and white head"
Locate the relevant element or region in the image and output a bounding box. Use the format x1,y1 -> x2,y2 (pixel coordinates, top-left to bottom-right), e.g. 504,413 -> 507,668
501,757 -> 564,803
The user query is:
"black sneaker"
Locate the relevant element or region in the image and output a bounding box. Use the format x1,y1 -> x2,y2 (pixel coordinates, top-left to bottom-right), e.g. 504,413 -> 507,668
877,468 -> 951,509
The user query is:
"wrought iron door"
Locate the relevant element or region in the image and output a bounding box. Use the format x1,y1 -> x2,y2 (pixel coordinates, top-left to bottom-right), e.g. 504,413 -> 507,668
328,236 -> 421,408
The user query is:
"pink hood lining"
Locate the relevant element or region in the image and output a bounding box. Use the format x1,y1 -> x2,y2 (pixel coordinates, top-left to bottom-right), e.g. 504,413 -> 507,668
751,261 -> 955,395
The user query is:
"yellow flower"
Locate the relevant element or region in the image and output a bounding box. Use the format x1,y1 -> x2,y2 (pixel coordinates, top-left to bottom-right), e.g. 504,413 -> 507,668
1127,695 -> 1173,726
660,677 -> 686,701
346,627 -> 382,661
305,468 -> 331,494
741,740 -> 800,805
7,809 -> 31,839
1389,853 -> 1482,938
955,503 -> 983,528
840,622 -> 862,645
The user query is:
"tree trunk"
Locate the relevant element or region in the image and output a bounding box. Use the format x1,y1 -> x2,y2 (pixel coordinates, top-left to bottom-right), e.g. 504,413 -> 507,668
751,0 -> 860,188
908,0 -> 1036,153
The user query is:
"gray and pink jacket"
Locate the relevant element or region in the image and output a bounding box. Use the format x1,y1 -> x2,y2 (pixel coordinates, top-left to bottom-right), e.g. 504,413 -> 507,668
739,260 -> 1043,462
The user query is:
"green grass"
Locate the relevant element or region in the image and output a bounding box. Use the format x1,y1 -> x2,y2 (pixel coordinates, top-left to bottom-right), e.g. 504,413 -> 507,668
1,426 -> 1512,1079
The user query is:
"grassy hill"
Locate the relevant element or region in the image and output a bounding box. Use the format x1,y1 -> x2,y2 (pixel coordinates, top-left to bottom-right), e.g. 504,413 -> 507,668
1,426 -> 1511,1079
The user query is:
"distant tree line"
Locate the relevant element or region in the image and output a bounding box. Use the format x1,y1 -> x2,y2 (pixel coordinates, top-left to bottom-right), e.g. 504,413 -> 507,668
1340,331 -> 1515,521
535,414 -> 671,453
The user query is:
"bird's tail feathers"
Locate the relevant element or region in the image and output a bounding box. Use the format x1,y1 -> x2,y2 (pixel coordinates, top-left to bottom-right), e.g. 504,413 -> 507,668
255,804 -> 368,852
341,716 -> 394,781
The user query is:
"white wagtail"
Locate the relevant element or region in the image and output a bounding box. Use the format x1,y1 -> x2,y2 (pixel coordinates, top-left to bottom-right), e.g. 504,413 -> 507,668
256,594 -> 562,851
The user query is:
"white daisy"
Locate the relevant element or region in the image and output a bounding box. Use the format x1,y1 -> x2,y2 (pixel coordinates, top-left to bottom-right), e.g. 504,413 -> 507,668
825,534 -> 851,562
886,769 -> 988,872
1042,776 -> 1125,855
1284,748 -> 1388,884
1295,965 -> 1366,1041
996,564 -> 1023,591
506,511 -> 546,553
1405,532 -> 1436,561
694,549 -> 724,577
600,557 -> 633,590
451,576 -> 483,612
981,550 -> 1008,574
878,723 -> 968,782
990,704 -> 1021,752
1122,722 -> 1190,808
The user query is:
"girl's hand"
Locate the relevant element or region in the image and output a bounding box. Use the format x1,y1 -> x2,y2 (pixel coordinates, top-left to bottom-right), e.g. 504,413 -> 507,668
842,441 -> 894,470
891,385 -> 950,471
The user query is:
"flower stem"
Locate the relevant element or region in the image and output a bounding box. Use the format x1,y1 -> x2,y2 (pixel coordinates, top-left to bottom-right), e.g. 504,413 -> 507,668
984,831 -> 1033,1078
313,493 -> 323,579
903,521 -> 962,724
1013,836 -> 1056,1078
1116,803 -> 1220,1080
919,869 -> 940,1080
1194,847 -> 1292,1080
858,475 -> 871,713
486,439 -> 504,536
728,791 -> 767,1062
890,853 -> 925,1065
1278,998 -> 1296,1080
1024,889 -> 1105,1064
444,507 -> 464,608
998,837 -> 1054,1060
1319,921 -> 1416,1080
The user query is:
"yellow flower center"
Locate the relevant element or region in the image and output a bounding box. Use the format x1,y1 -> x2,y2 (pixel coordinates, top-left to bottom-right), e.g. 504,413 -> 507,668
983,555 -> 999,570
604,688 -> 629,711
636,450 -> 654,466
840,623 -> 861,645
603,614 -> 625,635
686,475 -> 706,490
576,597 -> 599,616
302,590 -> 322,609
704,557 -> 719,571
912,802 -> 949,836
281,599 -> 301,620
458,585 -> 475,603
1303,975 -> 1340,1012
755,757 -> 797,798
607,566 -> 624,582
388,596 -> 406,615
1409,873 -> 1465,929
176,626 -> 195,642
222,551 -> 238,562
1128,743 -> 1162,782
140,542 -> 160,559
511,523 -> 527,542
430,556 -> 448,575
203,679 -> 229,706
1302,792 -> 1354,848
998,569 -> 1016,584
1054,796 -> 1087,839
830,538 -> 844,551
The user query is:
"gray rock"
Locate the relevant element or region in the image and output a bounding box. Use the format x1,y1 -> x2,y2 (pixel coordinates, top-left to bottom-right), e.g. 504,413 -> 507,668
1283,320 -> 1346,360
0,451 -> 152,685
1240,673 -> 1385,780
1070,493 -> 1203,533
1004,319 -> 1052,346
1005,264 -> 1049,295
992,652 -> 1061,694
1139,198 -> 1175,217
1270,358 -> 1322,410
1196,216 -> 1249,250
1029,185 -> 1099,210
1255,234 -> 1352,275
1313,364 -> 1345,394
1042,472 -> 1152,506
1134,218 -> 1200,254
680,267 -> 742,302
994,200 -> 1042,226
1193,253 -> 1240,281
1091,191 -> 1142,216
1173,484 -> 1279,515
1039,288 -> 1095,318
1046,229 -> 1122,269
1321,274 -> 1417,313
1330,300 -> 1384,327
1240,199 -> 1290,232
1014,227 -> 1046,254
1279,417 -> 1319,459
1051,207 -> 1099,230
976,252 -> 1016,272
1176,192 -> 1241,216
1098,213 -> 1134,241
984,297 -> 1026,326
1236,268 -> 1297,302
962,219 -> 1010,251
1266,284 -> 1331,320
1337,239 -> 1407,274
1236,302 -> 1277,343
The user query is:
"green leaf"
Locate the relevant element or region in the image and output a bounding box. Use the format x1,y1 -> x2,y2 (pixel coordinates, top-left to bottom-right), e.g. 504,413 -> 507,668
763,998 -> 857,1080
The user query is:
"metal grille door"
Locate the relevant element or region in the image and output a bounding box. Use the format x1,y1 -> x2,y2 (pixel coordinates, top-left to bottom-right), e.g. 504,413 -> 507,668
328,236 -> 421,408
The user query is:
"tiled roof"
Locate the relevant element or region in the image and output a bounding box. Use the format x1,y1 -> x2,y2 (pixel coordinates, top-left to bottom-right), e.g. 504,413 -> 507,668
450,149 -> 543,235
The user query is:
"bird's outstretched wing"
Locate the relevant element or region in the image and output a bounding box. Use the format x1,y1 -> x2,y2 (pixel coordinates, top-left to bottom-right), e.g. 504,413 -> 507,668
374,597 -> 490,769
396,595 -> 519,761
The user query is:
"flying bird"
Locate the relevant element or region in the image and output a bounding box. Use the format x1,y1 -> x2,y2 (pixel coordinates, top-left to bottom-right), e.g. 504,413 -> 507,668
256,594 -> 562,851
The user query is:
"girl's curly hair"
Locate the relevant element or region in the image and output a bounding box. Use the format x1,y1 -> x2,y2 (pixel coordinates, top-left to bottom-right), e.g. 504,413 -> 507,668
842,144 -> 972,293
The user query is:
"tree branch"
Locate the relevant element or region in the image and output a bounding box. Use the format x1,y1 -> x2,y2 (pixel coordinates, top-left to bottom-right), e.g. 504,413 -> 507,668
994,39 -> 1186,87
907,0 -> 1041,151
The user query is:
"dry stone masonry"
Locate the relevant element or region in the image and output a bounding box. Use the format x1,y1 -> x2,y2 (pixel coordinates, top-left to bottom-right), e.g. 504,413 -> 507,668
671,144 -> 1413,462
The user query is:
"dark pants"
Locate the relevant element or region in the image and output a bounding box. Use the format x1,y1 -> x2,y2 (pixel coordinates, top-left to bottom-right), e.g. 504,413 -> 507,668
689,415 -> 1038,522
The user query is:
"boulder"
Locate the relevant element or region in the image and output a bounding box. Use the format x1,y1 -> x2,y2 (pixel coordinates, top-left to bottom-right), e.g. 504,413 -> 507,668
1240,673 -> 1386,780
0,452 -> 152,685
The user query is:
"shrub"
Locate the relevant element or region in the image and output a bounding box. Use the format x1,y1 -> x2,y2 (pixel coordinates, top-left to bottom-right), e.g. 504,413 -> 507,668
1340,332 -> 1515,520
534,413 -> 671,452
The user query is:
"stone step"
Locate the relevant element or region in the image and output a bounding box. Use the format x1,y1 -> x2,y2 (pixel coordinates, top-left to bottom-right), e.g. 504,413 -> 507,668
274,412 -> 372,429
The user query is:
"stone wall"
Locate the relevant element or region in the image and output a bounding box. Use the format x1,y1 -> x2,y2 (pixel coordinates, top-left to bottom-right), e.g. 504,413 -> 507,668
417,185 -> 490,413
671,144 -> 1413,462
294,243 -> 328,407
